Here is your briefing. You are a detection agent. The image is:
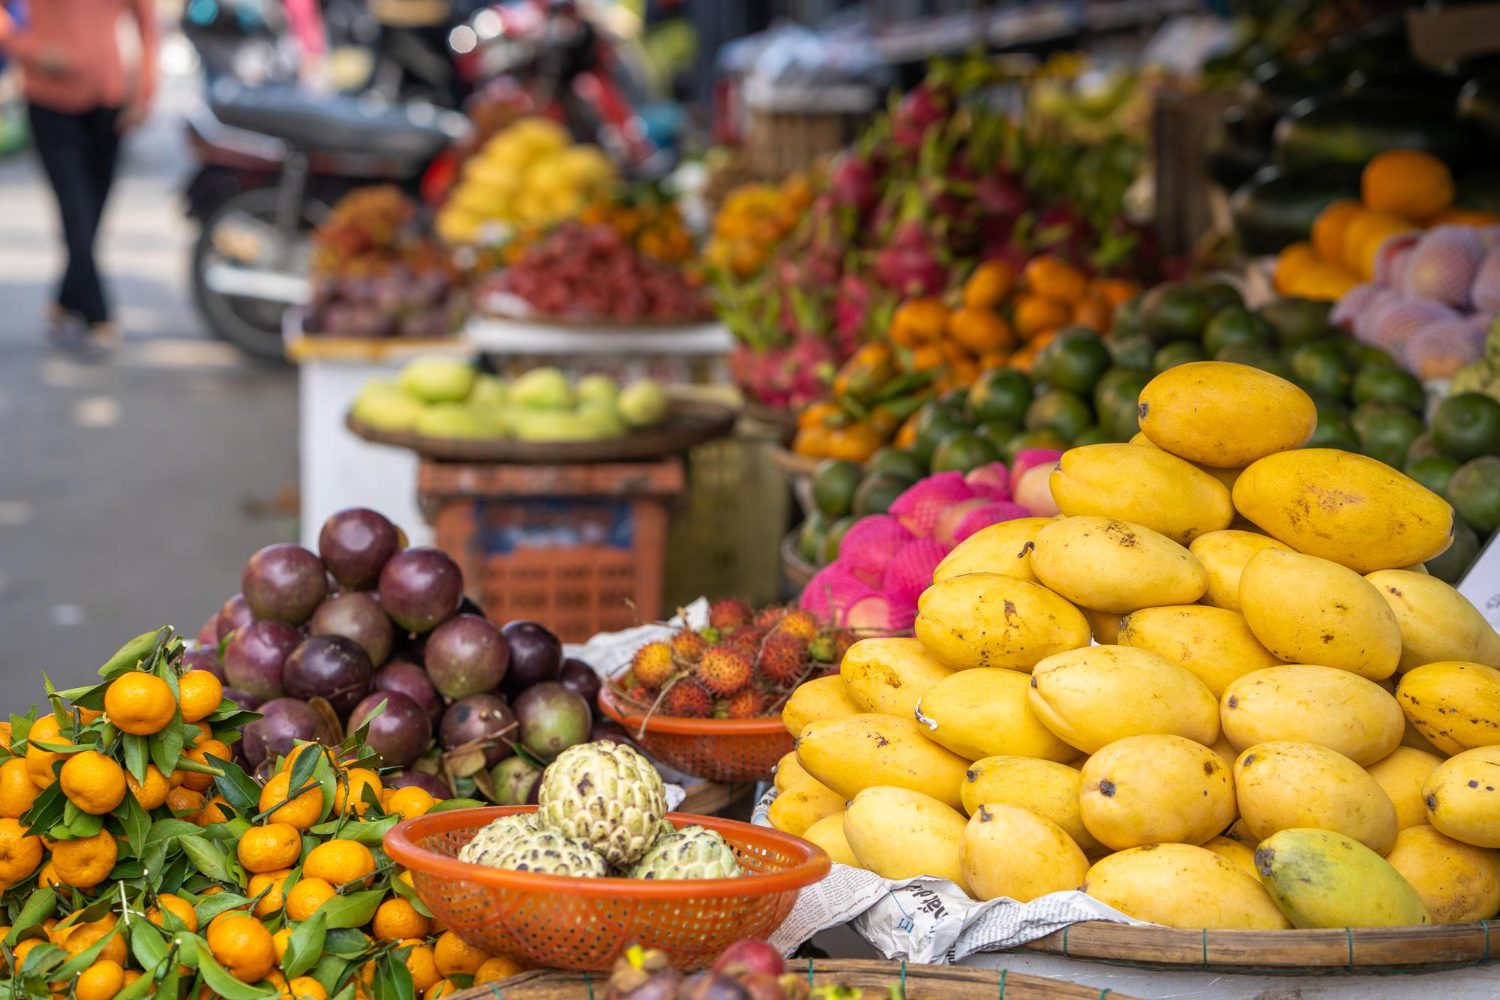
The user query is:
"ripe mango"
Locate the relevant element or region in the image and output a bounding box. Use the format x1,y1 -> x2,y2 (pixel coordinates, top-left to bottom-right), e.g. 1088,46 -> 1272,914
1221,665 -> 1404,766
1201,836 -> 1258,879
1366,747 -> 1445,831
1423,747 -> 1500,848
1137,362 -> 1316,468
914,573 -> 1090,672
1079,735 -> 1237,851
1118,605 -> 1282,697
1384,824 -> 1500,924
1083,844 -> 1291,930
774,751 -> 812,793
766,778 -> 844,837
802,811 -> 860,868
1234,741 -> 1398,854
931,517 -> 1050,584
1081,608 -> 1121,644
1254,827 -> 1430,928
1050,444 -> 1234,545
796,713 -> 969,809
1029,517 -> 1208,614
840,638 -> 954,719
914,668 -> 1076,762
843,786 -> 969,892
1232,449 -> 1455,574
960,756 -> 1103,855
1397,661 -> 1500,755
1188,530 -> 1294,612
782,675 -> 861,737
1028,645 -> 1220,753
960,804 -> 1089,902
1238,549 -> 1402,680
1365,570 -> 1500,672
1130,432 -> 1244,490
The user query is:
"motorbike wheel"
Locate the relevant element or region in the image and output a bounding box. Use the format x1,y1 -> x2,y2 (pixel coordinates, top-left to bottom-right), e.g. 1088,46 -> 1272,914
189,186 -> 326,361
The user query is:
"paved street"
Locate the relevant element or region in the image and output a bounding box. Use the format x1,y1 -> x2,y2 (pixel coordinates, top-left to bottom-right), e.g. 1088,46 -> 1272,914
0,48 -> 299,689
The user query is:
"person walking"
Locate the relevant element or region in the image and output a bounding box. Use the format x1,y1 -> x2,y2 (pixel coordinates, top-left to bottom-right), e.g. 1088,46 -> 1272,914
0,0 -> 158,353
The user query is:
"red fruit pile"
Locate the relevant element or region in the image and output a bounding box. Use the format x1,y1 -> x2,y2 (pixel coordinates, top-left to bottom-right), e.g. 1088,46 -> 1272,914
612,601 -> 851,720
484,222 -> 711,322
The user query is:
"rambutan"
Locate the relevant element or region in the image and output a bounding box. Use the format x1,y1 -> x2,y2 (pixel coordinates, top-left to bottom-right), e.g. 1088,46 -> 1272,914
708,598 -> 753,630
758,633 -> 809,688
697,646 -> 753,697
753,606 -> 788,630
630,641 -> 675,689
670,629 -> 708,664
774,609 -> 819,642
662,679 -> 713,718
723,627 -> 766,655
726,687 -> 770,719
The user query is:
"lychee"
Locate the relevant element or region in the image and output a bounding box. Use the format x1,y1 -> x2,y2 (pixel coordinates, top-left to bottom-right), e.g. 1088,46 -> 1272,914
708,598 -> 753,630
725,687 -> 769,719
1402,226 -> 1485,308
697,646 -> 753,697
888,472 -> 975,537
883,539 -> 949,606
662,679 -> 713,718
758,633 -> 810,688
630,641 -> 675,690
670,629 -> 708,664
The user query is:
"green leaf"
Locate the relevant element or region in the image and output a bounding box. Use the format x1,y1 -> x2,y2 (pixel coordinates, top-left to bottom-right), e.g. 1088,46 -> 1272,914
129,921 -> 169,975
311,813 -> 397,847
122,734 -> 150,784
29,740 -> 88,755
6,889 -> 55,945
194,891 -> 253,925
99,629 -> 166,678
64,806 -> 102,839
172,755 -> 223,776
316,889 -> 385,930
20,782 -> 64,837
115,963 -> 162,1000
283,910 -> 328,979
147,818 -> 201,846
372,951 -> 414,1000
288,744 -> 323,798
19,941 -> 68,977
118,790 -> 150,857
428,797 -> 485,814
178,835 -> 231,883
196,945 -> 278,999
322,928 -> 374,958
149,706 -> 185,777
53,925 -> 118,977
387,871 -> 434,918
211,755 -> 261,816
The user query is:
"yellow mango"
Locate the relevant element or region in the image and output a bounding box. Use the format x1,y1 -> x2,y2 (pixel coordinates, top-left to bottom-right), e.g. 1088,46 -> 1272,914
796,713 -> 969,809
960,804 -> 1089,902
767,778 -> 845,837
1221,665 -> 1404,765
1188,530 -> 1294,612
1423,747 -> 1500,848
1079,735 -> 1237,851
1365,570 -> 1500,672
802,811 -> 860,868
1129,432 -> 1244,489
914,668 -> 1076,762
1083,844 -> 1291,929
1050,443 -> 1234,545
1029,645 -> 1220,753
931,517 -> 1050,584
914,573 -> 1090,672
1367,747 -> 1445,830
782,675 -> 861,737
1201,836 -> 1258,880
1255,827 -> 1430,928
1209,736 -> 1240,772
1138,362 -> 1317,468
960,756 -> 1103,855
1238,549 -> 1402,680
1385,824 -> 1500,924
1397,661 -> 1500,755
1081,608 -> 1121,644
1030,517 -> 1208,614
1403,720 -> 1445,756
1234,741 -> 1398,854
1232,449 -> 1455,573
774,751 -> 812,793
1118,605 -> 1282,697
839,638 -> 954,719
843,786 -> 969,891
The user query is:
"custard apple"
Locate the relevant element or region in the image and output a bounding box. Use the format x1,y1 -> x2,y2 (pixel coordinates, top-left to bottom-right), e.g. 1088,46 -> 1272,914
457,813 -> 538,867
629,825 -> 743,880
537,740 -> 667,868
491,828 -> 609,877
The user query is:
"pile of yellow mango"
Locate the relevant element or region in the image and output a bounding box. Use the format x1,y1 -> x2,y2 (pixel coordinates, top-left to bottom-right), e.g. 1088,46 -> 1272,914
772,360 -> 1500,931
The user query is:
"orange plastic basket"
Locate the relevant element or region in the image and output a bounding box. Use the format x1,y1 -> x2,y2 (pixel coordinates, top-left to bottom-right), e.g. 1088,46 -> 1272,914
597,688 -> 795,784
386,806 -> 828,971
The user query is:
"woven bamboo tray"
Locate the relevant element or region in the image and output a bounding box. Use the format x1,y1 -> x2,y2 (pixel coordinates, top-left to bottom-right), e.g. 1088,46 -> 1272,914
1016,920 -> 1499,974
454,958 -> 1138,999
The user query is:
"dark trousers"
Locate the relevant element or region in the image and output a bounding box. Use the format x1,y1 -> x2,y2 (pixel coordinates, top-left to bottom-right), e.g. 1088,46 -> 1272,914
27,103 -> 122,327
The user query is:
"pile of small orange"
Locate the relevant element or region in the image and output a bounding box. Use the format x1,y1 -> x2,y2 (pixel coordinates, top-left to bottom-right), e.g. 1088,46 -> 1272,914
705,174 -> 816,279
0,626 -> 522,1000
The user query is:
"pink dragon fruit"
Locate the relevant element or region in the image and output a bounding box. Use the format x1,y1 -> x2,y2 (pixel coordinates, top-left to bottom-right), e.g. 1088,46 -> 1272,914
1372,299 -> 1462,355
1372,232 -> 1419,287
828,152 -> 880,216
963,462 -> 1011,500
888,473 -> 976,537
842,594 -> 918,635
1404,319 -> 1483,380
882,539 -> 949,606
837,515 -> 916,586
1472,247 -> 1500,312
1402,226 -> 1485,308
800,564 -> 878,624
890,82 -> 952,156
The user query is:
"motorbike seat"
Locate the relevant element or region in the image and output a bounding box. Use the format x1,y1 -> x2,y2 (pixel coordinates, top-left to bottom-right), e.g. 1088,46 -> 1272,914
207,82 -> 466,160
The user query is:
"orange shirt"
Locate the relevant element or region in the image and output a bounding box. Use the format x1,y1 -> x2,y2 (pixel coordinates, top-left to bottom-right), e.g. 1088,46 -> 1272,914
0,0 -> 158,113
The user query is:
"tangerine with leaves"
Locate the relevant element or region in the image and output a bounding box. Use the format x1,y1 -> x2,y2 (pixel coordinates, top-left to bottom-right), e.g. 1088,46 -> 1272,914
259,770 -> 324,830
177,670 -> 224,724
385,786 -> 436,821
24,715 -> 69,789
125,764 -> 170,810
433,930 -> 489,977
372,898 -> 429,940
0,818 -> 42,882
303,838 -> 376,887
59,750 -> 127,815
148,893 -> 199,933
238,823 -> 302,874
166,785 -> 205,817
334,768 -> 383,818
250,869 -> 292,918
284,877 -> 336,922
206,913 -> 276,984
75,959 -> 124,1000
401,942 -> 441,993
49,829 -> 117,889
0,758 -> 38,818
178,738 -> 231,792
104,672 -> 176,736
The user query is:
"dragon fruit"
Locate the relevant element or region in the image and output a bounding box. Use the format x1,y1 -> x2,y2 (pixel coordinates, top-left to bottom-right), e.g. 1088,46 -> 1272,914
799,564 -> 877,624
890,82 -> 953,156
839,513 -> 915,588
888,473 -> 976,537
883,539 -> 949,606
1402,226 -> 1485,308
1403,319 -> 1483,380
828,152 -> 881,217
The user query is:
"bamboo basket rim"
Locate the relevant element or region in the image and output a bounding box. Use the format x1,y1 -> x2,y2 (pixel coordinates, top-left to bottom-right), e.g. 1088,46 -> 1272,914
1015,918 -> 1499,973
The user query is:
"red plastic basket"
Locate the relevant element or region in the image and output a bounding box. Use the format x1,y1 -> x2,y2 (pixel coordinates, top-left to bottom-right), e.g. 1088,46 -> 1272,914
385,806 -> 829,971
597,688 -> 795,784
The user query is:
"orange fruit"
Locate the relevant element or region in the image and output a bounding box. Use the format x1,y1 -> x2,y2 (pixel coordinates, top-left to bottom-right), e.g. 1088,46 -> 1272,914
888,297 -> 949,347
978,350 -> 1010,372
426,979 -> 459,1000
272,927 -> 292,964
125,764 -> 169,810
946,308 -> 1014,355
1070,295 -> 1113,333
104,673 -> 176,736
284,877 -> 336,922
1362,149 -> 1455,222
197,795 -> 233,826
238,823 -> 302,874
178,738 -> 232,793
1090,278 -> 1138,308
25,715 -> 69,789
207,914 -> 275,984
36,861 -> 61,890
1012,295 -> 1071,339
1340,212 -> 1417,281
166,786 -> 205,817
189,722 -> 213,746
76,959 -> 124,1000
258,771 -> 324,831
909,344 -> 945,371
372,898 -> 430,941
285,976 -> 327,1000
962,260 -> 1015,310
148,893 -> 199,932
58,915 -> 126,965
1273,241 -> 1320,294
1023,256 -> 1088,304
385,786 -> 437,821
334,769 -> 383,818
0,819 -> 42,882
474,956 -> 525,984
433,931 -> 488,977
11,939 -> 42,972
250,869 -> 292,918
1429,207 -> 1500,227
59,750 -> 127,815
0,758 -> 39,818
178,670 -> 224,724
303,838 -> 376,887
1310,200 -> 1363,266
49,829 -> 117,888
402,942 -> 441,992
